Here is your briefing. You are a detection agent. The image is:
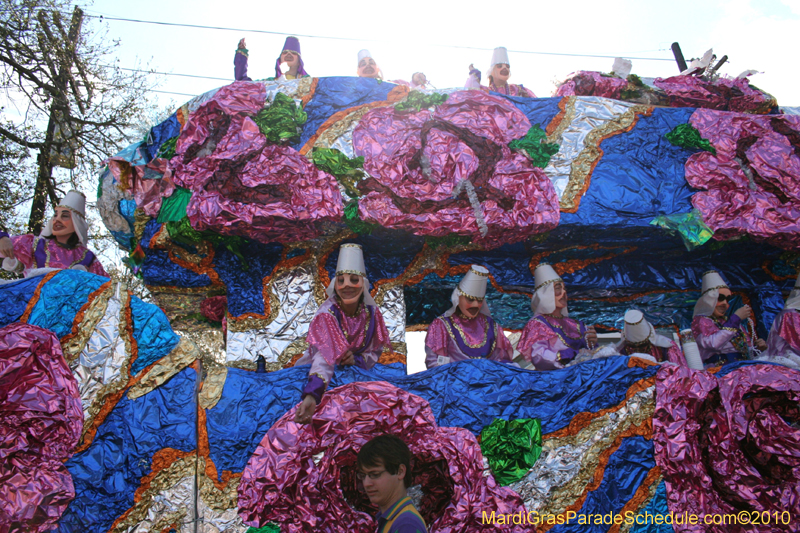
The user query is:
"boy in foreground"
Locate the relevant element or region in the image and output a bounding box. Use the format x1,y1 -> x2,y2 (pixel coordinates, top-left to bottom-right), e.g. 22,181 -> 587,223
357,435 -> 428,533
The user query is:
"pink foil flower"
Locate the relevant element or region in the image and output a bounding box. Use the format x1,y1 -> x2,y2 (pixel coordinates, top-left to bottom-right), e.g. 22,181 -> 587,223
0,324 -> 83,532
653,364 -> 800,533
655,76 -> 776,113
238,381 -> 526,532
353,90 -> 559,248
686,110 -> 800,250
171,89 -> 343,244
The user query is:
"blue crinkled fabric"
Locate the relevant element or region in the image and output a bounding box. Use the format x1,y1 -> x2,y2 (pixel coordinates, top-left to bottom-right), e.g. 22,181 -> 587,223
204,358 -> 657,477
27,270 -> 108,338
0,275 -> 42,327
561,108 -> 697,227
129,295 -> 179,375
549,436 -> 656,533
214,241 -> 283,317
141,248 -> 212,288
144,113 -> 180,161
294,77 -> 397,151
448,241 -> 536,287
58,368 -> 197,533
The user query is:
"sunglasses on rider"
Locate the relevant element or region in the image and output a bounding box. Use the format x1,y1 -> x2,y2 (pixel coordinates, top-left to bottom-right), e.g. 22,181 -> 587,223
717,294 -> 735,303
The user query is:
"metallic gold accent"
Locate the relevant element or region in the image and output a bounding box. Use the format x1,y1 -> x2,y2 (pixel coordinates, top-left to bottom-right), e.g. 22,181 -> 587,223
624,314 -> 645,326
457,286 -> 485,301
391,341 -> 407,355
469,266 -> 489,276
281,338 -> 310,367
133,207 -> 150,244
199,362 -> 227,410
198,457 -> 241,512
555,99 -> 652,212
61,284 -> 114,362
312,105 -> 375,152
701,284 -> 729,295
336,269 -> 367,277
534,277 -> 562,292
127,337 -> 199,400
107,456 -> 196,533
443,315 -> 490,349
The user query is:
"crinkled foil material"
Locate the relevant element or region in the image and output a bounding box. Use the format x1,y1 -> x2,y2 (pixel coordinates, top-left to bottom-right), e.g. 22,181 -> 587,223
226,265 -> 319,367
262,77 -> 315,106
61,282 -> 114,363
238,381 -> 525,532
123,473 -> 194,533
70,283 -> 131,434
0,323 -> 82,533
127,337 -> 199,400
377,286 -> 406,345
543,97 -> 645,207
686,110 -> 800,249
653,363 -> 800,532
353,90 -> 559,248
510,385 -> 655,517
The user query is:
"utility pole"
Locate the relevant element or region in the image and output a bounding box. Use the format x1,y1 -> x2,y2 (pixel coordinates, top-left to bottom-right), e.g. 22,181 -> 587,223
28,6 -> 83,234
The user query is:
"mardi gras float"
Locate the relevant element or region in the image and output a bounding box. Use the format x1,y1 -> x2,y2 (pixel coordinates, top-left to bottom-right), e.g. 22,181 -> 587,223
2,70 -> 799,532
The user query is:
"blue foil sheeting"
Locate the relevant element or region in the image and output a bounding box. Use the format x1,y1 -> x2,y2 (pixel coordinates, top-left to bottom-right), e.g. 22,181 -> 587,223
561,108 -> 698,227
0,275 -> 42,327
141,248 -> 212,288
214,241 -> 283,317
145,113 -> 180,161
498,95 -> 563,132
204,358 -> 656,476
58,368 -> 197,533
629,481 -> 674,533
130,295 -> 180,375
324,230 -> 425,285
294,77 -> 398,151
550,436 -> 656,533
27,270 -> 108,338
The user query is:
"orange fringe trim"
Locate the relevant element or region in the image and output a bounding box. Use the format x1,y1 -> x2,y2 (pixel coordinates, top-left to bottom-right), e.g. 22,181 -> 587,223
546,97 -> 569,137
301,78 -> 319,108
528,243 -> 637,280
198,400 -> 240,491
378,350 -> 406,365
149,224 -> 224,287
607,465 -> 663,533
19,270 -> 60,323
298,85 -> 410,156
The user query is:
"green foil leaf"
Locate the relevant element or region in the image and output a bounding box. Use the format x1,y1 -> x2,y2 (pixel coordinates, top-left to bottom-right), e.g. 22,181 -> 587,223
650,209 -> 714,251
312,147 -> 365,198
253,92 -> 308,143
665,123 -> 717,155
480,417 -> 542,486
508,125 -> 560,168
246,524 -> 280,533
157,187 -> 192,223
343,200 -> 379,235
166,217 -> 250,270
395,90 -> 448,113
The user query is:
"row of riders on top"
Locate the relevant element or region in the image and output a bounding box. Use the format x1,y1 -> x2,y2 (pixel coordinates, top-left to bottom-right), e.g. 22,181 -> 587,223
234,36 -> 536,97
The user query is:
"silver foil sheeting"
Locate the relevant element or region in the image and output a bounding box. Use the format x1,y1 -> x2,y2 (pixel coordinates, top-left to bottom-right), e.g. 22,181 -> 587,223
543,96 -> 637,199
509,385 -> 655,513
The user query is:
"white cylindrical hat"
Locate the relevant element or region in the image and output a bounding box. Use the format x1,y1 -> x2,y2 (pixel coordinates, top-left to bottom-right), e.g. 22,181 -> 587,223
326,243 -> 376,306
358,49 -> 372,63
693,270 -> 729,317
489,47 -> 510,69
785,272 -> 800,311
40,189 -> 89,246
531,263 -> 566,316
623,310 -> 649,343
445,265 -> 491,317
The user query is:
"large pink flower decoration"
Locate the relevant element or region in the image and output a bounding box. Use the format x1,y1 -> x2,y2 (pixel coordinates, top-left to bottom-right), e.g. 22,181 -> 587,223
238,381 -> 526,532
654,363 -> 800,533
686,110 -> 800,249
352,90 -> 559,248
170,82 -> 343,244
0,324 -> 83,532
655,76 -> 776,113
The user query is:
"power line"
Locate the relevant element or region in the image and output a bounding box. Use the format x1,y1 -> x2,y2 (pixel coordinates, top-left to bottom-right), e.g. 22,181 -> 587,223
151,90 -> 199,97
84,12 -> 674,63
117,67 -> 230,82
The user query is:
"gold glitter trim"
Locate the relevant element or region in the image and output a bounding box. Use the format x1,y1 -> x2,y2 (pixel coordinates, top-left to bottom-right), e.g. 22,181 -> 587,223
126,337 -> 199,400
556,99 -> 653,213
336,268 -> 367,277
534,277 -> 562,292
469,266 -> 489,276
443,315 -> 490,349
701,284 -> 729,295
390,341 -> 407,355
624,314 -> 645,326
198,456 -> 242,512
282,338 -> 311,368
457,286 -> 485,300
133,208 -> 150,244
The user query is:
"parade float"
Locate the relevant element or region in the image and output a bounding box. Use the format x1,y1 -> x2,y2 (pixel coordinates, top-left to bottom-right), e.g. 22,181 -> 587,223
1,69 -> 799,532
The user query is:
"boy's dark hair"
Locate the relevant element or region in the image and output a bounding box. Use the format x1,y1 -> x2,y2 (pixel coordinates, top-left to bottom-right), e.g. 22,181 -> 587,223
357,434 -> 413,488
